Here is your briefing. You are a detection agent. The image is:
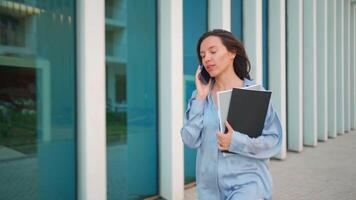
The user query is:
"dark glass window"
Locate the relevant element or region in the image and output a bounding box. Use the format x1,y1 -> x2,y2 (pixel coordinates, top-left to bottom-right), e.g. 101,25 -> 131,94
105,0 -> 158,198
231,0 -> 243,41
262,0 -> 269,89
183,0 -> 208,184
0,1 -> 76,199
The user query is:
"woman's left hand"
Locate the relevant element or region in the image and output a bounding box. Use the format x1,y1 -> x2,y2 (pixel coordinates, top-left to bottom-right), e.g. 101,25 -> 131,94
217,121 -> 234,151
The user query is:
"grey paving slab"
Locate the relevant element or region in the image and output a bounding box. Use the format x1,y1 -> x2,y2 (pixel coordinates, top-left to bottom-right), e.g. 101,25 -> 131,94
0,146 -> 26,160
184,131 -> 356,200
0,144 -> 128,200
0,156 -> 38,200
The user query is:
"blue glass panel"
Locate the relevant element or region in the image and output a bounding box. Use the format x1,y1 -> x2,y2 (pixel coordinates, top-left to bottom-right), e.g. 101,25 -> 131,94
106,0 -> 158,199
262,0 -> 269,89
0,1 -> 76,199
231,0 -> 243,41
183,0 -> 208,184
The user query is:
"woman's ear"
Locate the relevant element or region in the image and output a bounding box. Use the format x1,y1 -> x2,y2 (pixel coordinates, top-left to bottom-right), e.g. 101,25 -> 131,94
229,51 -> 237,60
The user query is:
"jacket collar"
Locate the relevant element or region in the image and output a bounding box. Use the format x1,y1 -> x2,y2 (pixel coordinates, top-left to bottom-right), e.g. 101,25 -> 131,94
243,78 -> 254,87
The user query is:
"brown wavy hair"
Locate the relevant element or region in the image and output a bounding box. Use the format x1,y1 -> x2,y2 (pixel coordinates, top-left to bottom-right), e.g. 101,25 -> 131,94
196,29 -> 251,80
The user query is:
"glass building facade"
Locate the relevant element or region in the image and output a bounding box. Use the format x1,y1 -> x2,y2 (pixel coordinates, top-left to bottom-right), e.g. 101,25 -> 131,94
0,1 -> 76,199
105,0 -> 158,199
183,0 -> 207,184
0,0 -> 356,199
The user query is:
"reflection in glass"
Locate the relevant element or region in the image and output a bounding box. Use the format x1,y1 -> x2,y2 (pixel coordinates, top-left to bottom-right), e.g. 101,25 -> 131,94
0,66 -> 36,155
231,0 -> 243,41
105,0 -> 158,199
183,0 -> 208,184
0,14 -> 26,47
0,1 -> 76,199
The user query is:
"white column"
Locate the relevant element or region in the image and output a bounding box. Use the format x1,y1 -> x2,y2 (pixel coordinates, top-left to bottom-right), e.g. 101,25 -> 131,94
336,0 -> 345,135
303,0 -> 318,146
328,0 -> 337,138
316,0 -> 328,141
209,0 -> 231,30
77,0 -> 106,200
352,4 -> 356,130
158,0 -> 184,199
243,0 -> 263,85
344,0 -> 351,132
268,0 -> 286,159
287,0 -> 303,152
349,2 -> 355,130
354,5 -> 356,130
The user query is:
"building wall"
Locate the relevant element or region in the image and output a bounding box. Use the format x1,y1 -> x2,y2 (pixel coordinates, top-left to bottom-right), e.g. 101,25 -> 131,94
0,0 -> 355,199
0,1 -> 77,199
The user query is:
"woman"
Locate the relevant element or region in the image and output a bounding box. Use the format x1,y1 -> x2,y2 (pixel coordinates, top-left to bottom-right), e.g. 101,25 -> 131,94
180,29 -> 282,200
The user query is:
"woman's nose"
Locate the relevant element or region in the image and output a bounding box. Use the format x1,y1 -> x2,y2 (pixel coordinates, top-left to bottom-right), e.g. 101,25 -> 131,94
203,54 -> 211,62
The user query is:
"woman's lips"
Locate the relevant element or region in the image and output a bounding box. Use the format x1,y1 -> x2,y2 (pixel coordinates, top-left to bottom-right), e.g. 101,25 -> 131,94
205,65 -> 215,71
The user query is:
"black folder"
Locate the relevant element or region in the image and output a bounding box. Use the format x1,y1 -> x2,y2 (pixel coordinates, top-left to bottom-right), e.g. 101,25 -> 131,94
226,88 -> 271,138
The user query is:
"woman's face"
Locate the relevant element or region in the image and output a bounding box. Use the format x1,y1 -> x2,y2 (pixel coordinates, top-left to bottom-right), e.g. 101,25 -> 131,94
199,36 -> 236,78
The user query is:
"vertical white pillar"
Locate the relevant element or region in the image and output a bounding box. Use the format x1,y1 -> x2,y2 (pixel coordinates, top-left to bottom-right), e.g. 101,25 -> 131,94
352,4 -> 356,130
344,0 -> 351,132
316,0 -> 328,141
287,0 -> 304,152
158,0 -> 184,199
328,0 -> 338,138
303,0 -> 318,146
354,5 -> 356,130
352,2 -> 355,131
268,0 -> 286,159
209,0 -> 231,30
243,0 -> 263,85
336,0 -> 345,135
77,0 -> 107,200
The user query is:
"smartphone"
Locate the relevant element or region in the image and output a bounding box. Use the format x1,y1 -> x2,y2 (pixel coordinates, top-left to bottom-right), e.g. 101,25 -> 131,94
199,65 -> 211,85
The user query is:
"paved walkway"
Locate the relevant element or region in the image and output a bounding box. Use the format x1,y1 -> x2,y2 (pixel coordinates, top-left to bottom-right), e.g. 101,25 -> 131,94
184,130 -> 356,200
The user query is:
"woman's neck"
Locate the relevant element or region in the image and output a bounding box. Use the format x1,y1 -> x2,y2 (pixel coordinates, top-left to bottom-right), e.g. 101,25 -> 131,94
214,67 -> 244,91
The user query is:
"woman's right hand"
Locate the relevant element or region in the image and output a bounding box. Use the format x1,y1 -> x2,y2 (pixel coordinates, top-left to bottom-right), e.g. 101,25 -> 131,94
195,65 -> 211,100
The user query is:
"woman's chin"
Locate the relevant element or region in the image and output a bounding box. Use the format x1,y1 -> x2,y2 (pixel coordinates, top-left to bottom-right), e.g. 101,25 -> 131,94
209,72 -> 220,78
208,71 -> 217,78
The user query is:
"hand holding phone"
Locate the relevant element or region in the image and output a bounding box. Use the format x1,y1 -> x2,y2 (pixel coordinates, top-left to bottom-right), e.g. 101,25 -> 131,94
199,65 -> 211,85
195,65 -> 211,100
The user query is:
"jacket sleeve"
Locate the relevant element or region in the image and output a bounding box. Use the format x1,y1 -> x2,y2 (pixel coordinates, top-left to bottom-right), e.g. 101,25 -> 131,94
180,90 -> 205,149
228,103 -> 283,159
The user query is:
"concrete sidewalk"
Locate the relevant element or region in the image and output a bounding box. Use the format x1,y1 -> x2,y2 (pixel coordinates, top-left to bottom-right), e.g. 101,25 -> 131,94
184,130 -> 356,200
